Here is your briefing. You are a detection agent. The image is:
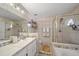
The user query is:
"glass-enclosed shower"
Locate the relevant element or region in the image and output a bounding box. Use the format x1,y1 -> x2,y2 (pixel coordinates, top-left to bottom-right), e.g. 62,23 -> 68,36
53,15 -> 79,56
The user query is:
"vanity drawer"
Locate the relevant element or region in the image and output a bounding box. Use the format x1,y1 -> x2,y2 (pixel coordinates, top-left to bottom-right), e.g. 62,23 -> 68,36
14,47 -> 28,56
27,40 -> 36,56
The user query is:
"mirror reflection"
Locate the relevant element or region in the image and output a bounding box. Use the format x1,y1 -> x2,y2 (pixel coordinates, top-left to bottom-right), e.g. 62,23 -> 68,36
0,17 -> 25,47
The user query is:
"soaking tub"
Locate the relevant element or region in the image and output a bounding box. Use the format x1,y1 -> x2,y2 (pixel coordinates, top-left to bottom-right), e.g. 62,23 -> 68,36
52,42 -> 79,56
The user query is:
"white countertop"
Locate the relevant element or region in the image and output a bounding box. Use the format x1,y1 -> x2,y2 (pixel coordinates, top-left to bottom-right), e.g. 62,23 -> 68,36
0,37 -> 36,56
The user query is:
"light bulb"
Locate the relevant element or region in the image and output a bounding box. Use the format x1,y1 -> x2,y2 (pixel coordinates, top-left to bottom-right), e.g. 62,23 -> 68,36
27,23 -> 31,27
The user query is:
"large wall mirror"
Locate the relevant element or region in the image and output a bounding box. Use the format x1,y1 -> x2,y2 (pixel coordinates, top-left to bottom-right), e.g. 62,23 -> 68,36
0,18 -> 23,47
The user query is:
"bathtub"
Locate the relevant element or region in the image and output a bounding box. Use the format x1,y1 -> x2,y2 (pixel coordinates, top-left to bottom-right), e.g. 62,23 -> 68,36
52,42 -> 79,56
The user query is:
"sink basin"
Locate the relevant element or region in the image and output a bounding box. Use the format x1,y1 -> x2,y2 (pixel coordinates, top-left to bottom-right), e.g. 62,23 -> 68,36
0,40 -> 11,47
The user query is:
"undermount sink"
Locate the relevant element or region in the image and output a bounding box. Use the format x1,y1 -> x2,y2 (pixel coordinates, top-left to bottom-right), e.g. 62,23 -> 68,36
0,40 -> 11,47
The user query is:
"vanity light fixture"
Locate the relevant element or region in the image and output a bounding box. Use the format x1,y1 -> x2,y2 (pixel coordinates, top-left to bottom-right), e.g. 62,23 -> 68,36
27,22 -> 31,27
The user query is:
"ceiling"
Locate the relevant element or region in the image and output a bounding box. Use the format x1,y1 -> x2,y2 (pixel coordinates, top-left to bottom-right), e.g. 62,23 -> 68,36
0,3 -> 28,21
22,3 -> 79,19
0,7 -> 23,20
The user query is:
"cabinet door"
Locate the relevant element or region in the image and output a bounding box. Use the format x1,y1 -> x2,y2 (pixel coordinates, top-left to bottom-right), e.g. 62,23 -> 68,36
27,42 -> 33,56
32,40 -> 36,55
27,40 -> 36,56
14,47 -> 28,56
28,49 -> 33,56
14,40 -> 36,56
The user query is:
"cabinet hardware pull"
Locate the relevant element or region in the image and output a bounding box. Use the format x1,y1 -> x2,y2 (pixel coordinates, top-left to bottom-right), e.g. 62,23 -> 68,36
26,53 -> 28,56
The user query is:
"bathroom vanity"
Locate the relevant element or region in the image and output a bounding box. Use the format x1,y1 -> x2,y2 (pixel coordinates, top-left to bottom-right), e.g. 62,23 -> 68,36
0,37 -> 37,56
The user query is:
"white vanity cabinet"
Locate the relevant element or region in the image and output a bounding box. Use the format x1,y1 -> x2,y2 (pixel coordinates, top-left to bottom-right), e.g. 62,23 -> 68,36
13,46 -> 28,56
14,40 -> 36,56
27,40 -> 36,56
0,38 -> 37,56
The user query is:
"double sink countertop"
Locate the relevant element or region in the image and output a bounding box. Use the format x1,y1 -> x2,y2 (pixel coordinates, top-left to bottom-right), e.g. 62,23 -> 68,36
0,37 -> 36,56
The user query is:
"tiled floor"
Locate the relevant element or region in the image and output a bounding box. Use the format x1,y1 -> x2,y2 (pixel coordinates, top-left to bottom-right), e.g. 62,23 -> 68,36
36,53 -> 52,56
36,47 -> 79,56
35,51 -> 54,56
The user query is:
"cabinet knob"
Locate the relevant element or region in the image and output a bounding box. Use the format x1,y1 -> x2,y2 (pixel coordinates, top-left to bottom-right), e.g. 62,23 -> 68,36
26,53 -> 28,56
